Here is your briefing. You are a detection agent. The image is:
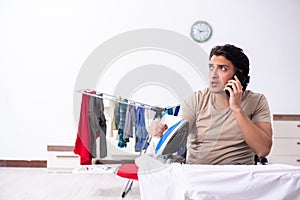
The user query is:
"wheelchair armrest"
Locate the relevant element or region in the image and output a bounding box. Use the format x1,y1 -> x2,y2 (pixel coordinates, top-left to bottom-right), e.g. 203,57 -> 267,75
254,155 -> 268,165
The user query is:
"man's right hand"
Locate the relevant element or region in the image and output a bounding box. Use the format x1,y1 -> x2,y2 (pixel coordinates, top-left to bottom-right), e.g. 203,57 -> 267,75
148,118 -> 168,138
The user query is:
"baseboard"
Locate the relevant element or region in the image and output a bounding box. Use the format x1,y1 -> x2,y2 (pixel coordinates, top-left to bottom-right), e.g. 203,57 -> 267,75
47,145 -> 74,152
0,160 -> 47,168
0,144 -> 135,168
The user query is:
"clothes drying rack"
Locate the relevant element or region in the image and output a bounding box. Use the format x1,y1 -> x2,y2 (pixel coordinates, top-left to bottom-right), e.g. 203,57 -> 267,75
76,89 -> 168,155
76,89 -> 185,198
77,89 -> 166,114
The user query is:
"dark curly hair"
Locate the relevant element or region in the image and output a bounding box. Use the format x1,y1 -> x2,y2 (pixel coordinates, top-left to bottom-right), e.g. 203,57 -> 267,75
209,44 -> 250,89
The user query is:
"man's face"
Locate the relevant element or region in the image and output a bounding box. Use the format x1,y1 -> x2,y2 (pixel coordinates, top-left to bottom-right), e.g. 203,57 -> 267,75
208,55 -> 235,94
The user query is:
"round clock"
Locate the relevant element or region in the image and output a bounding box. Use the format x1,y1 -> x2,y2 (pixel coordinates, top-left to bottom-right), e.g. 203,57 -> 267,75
190,20 -> 213,43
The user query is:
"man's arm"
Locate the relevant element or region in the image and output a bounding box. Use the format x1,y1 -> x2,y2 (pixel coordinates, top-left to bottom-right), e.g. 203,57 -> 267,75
233,109 -> 273,157
227,76 -> 273,157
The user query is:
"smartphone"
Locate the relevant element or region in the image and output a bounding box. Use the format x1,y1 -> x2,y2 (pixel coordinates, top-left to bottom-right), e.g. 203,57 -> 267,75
225,70 -> 247,97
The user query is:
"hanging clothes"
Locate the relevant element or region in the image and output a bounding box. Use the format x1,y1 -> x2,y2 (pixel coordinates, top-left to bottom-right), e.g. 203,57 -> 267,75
144,108 -> 157,127
119,99 -> 128,129
74,91 -> 94,165
174,105 -> 180,116
109,100 -> 118,137
135,105 -> 149,152
114,98 -> 121,133
76,89 -> 167,156
117,99 -> 128,148
98,97 -> 107,158
111,96 -> 122,140
118,129 -> 127,148
151,107 -> 165,119
164,107 -> 174,115
123,104 -> 136,139
88,94 -> 107,159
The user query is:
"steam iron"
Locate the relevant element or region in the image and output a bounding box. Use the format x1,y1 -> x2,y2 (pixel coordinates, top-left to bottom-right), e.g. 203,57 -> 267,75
155,115 -> 189,159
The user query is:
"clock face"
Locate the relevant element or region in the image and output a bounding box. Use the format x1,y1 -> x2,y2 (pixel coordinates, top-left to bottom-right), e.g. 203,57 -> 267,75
190,21 -> 212,43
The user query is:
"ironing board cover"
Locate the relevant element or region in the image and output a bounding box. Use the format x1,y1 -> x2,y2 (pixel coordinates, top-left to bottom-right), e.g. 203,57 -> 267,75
116,164 -> 139,180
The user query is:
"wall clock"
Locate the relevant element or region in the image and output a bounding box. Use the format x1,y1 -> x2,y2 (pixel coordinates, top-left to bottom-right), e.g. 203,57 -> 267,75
190,20 -> 213,43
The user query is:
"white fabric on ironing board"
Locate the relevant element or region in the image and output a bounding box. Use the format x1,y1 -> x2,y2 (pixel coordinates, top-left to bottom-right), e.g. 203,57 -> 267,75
138,163 -> 300,200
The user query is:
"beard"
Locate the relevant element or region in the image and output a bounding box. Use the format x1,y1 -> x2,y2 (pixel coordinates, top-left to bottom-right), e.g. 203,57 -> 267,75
209,87 -> 225,94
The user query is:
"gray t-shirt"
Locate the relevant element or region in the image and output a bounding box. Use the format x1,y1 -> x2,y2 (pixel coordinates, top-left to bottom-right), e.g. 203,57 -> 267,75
181,88 -> 271,165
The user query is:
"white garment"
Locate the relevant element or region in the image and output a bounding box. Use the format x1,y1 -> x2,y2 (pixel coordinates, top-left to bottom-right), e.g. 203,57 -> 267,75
138,163 -> 300,200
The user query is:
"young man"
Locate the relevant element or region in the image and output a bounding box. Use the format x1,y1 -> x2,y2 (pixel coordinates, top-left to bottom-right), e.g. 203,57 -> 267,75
149,44 -> 272,165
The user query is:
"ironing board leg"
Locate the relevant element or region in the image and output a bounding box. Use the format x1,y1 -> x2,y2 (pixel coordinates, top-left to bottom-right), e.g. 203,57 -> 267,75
121,179 -> 134,198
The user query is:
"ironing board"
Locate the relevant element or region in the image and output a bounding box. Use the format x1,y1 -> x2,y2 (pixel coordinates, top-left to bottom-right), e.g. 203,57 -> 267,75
138,163 -> 300,200
115,115 -> 189,198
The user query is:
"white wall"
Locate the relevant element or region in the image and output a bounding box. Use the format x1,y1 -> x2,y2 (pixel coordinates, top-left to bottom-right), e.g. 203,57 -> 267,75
0,0 -> 299,159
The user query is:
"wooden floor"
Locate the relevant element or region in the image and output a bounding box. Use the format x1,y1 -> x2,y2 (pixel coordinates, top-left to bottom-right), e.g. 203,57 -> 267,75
0,167 -> 140,200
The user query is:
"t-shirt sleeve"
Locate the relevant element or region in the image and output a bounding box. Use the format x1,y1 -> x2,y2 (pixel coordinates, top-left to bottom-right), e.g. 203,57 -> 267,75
252,94 -> 271,123
180,92 -> 199,124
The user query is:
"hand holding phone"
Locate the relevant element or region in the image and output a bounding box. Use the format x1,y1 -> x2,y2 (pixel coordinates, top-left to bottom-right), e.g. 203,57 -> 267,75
225,70 -> 247,97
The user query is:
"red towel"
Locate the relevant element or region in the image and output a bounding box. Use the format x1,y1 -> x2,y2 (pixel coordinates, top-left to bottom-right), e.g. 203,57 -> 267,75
74,91 -> 96,165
